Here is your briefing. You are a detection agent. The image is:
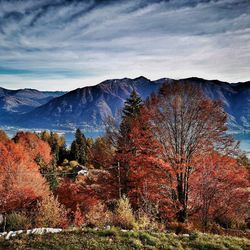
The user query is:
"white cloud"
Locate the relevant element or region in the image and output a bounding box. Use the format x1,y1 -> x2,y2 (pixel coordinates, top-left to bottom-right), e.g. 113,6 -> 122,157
0,0 -> 249,90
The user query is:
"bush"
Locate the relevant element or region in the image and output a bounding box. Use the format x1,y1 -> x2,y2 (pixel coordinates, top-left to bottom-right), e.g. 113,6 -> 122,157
135,210 -> 165,231
85,202 -> 112,228
113,196 -> 136,230
35,194 -> 68,228
136,211 -> 151,230
73,204 -> 85,227
6,212 -> 30,231
207,223 -> 224,235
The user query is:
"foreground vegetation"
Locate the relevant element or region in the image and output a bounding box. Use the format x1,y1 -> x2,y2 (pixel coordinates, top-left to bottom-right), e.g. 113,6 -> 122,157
1,228 -> 250,250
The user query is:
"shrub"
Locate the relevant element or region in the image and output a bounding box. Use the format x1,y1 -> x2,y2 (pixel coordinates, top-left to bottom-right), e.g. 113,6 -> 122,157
73,204 -> 85,227
35,194 -> 68,228
136,211 -> 151,230
85,202 -> 112,228
113,196 -> 136,230
207,223 -> 224,235
6,212 -> 30,231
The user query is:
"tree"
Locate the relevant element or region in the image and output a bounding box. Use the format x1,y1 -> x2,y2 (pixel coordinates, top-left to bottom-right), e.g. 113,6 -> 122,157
105,90 -> 175,214
13,132 -> 52,166
115,90 -> 143,196
189,152 -> 249,228
145,82 -> 236,222
13,132 -> 58,190
122,89 -> 143,119
127,108 -> 176,218
88,137 -> 114,169
35,194 -> 68,228
39,131 -> 68,164
70,128 -> 88,165
0,140 -> 49,214
0,130 -> 9,142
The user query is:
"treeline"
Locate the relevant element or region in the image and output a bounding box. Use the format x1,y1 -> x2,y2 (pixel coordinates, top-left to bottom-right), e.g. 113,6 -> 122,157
0,81 -> 249,233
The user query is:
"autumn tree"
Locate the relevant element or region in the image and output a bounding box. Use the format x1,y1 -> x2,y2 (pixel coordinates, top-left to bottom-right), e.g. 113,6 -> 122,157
0,140 -> 49,214
56,177 -> 108,216
13,132 -> 52,166
115,90 -> 143,196
189,152 -> 249,228
70,128 -> 88,165
0,129 -> 9,142
13,132 -> 58,190
39,131 -> 68,164
88,137 -> 114,169
145,82 -> 235,222
127,108 -> 176,218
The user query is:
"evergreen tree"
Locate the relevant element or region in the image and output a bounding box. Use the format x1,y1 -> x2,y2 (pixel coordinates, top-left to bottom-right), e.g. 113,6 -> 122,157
116,90 -> 143,196
122,89 -> 142,119
118,90 -> 142,149
70,128 -> 88,165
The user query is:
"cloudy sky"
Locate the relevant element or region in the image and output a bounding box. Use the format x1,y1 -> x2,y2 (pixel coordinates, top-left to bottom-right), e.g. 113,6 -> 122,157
0,0 -> 249,90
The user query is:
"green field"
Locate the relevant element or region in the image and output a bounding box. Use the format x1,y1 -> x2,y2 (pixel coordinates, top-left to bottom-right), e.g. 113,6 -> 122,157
1,228 -> 250,250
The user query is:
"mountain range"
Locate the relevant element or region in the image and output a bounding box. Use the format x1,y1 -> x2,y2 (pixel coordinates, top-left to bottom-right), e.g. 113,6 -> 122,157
0,77 -> 250,132
0,87 -> 65,124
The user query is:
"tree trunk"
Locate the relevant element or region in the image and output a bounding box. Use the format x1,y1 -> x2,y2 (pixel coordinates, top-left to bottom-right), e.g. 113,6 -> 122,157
176,174 -> 188,223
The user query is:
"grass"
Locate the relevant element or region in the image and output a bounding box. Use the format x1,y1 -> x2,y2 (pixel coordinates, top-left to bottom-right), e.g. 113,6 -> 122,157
0,228 -> 250,250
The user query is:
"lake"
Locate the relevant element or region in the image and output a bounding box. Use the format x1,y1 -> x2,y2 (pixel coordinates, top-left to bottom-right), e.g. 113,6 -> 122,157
1,126 -> 103,147
2,126 -> 250,155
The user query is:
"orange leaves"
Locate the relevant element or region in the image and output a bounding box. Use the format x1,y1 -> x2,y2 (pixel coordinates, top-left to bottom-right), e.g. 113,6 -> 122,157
0,138 -> 49,213
123,109 -> 176,217
13,132 -> 52,165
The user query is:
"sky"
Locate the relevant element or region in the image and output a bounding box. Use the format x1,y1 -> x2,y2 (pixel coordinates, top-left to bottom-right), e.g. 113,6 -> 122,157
0,0 -> 249,91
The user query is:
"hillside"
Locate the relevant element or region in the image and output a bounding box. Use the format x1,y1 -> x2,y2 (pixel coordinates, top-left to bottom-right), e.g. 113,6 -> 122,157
1,228 -> 250,250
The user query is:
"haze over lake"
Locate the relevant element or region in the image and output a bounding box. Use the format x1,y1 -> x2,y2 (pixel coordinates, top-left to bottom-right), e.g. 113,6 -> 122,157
3,126 -> 250,156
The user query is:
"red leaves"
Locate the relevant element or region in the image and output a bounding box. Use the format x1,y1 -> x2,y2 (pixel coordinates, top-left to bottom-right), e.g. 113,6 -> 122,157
122,108 -> 177,218
13,132 -> 52,165
0,138 -> 50,213
189,152 -> 249,226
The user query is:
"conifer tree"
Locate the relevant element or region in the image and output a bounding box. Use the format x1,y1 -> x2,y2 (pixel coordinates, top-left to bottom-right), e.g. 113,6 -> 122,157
122,89 -> 142,119
118,90 -> 142,148
70,128 -> 88,165
116,90 -> 143,196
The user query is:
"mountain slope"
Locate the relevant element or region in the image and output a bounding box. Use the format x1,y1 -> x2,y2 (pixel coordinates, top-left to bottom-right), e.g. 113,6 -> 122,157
17,77 -> 250,131
18,77 -> 166,129
0,87 -> 65,124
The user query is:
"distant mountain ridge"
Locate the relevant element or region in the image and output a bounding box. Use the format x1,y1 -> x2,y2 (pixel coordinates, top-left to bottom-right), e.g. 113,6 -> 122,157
0,87 -> 66,124
1,77 -> 250,132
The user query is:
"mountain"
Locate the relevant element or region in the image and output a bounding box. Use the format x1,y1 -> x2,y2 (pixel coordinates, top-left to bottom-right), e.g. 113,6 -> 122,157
17,77 -> 166,129
14,76 -> 250,132
0,87 -> 65,124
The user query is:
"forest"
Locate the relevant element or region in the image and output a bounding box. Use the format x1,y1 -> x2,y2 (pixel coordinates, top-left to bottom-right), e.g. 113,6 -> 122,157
0,82 -> 249,236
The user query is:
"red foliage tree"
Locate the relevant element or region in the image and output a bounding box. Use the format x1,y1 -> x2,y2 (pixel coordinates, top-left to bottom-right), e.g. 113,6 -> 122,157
189,152 -> 249,227
0,140 -> 49,213
145,82 -> 236,222
56,168 -> 116,219
73,204 -> 85,227
56,178 -> 102,213
125,108 -> 176,218
13,132 -> 52,166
